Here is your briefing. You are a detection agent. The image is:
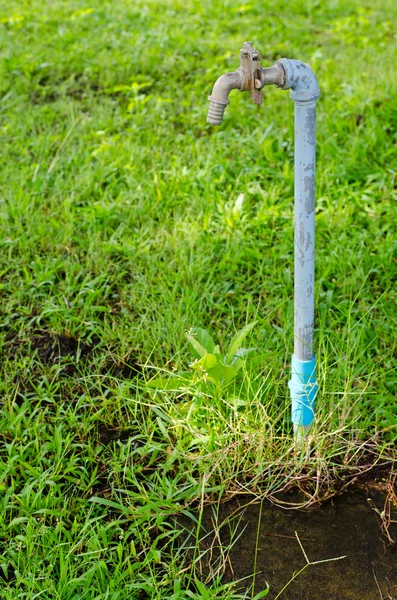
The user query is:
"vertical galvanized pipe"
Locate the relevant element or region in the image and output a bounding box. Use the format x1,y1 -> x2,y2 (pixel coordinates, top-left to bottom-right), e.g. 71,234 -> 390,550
278,58 -> 320,439
294,99 -> 316,362
290,99 -> 318,439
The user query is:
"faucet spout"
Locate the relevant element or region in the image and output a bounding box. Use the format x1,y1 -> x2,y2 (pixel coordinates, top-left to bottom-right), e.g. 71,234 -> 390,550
207,71 -> 243,125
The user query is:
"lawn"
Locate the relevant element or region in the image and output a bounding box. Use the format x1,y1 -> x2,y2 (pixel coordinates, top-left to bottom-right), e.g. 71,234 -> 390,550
0,0 -> 396,597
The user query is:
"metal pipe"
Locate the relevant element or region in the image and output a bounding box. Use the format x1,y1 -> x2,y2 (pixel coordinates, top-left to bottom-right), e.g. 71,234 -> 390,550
292,101 -> 316,362
279,59 -> 320,441
260,64 -> 284,87
206,47 -> 320,441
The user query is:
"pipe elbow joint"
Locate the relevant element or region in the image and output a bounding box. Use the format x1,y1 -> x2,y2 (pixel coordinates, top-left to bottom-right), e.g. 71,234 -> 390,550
278,58 -> 320,103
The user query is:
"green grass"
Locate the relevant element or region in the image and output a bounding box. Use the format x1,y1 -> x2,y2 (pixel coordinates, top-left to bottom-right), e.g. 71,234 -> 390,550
0,0 -> 396,597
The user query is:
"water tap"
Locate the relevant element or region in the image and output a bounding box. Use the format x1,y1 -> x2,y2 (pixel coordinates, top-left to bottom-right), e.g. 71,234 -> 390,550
207,42 -> 285,125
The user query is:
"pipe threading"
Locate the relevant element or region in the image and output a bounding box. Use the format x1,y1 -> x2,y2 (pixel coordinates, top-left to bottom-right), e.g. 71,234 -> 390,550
206,100 -> 226,125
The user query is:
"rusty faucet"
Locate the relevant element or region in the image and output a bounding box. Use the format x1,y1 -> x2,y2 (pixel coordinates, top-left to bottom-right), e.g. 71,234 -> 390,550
207,43 -> 320,441
207,42 -> 284,125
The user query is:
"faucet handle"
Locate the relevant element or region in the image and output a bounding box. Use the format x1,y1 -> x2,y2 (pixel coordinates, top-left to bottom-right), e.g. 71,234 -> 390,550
240,42 -> 262,105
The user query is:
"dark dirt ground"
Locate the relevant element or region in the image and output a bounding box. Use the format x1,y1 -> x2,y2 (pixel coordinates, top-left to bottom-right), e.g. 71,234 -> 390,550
185,483 -> 397,600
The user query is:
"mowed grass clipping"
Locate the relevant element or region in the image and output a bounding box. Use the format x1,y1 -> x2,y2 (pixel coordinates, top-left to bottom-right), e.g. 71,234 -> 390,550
0,0 -> 396,598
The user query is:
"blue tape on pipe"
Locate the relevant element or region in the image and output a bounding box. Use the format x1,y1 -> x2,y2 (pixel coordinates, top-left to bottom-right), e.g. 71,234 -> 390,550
288,354 -> 318,426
